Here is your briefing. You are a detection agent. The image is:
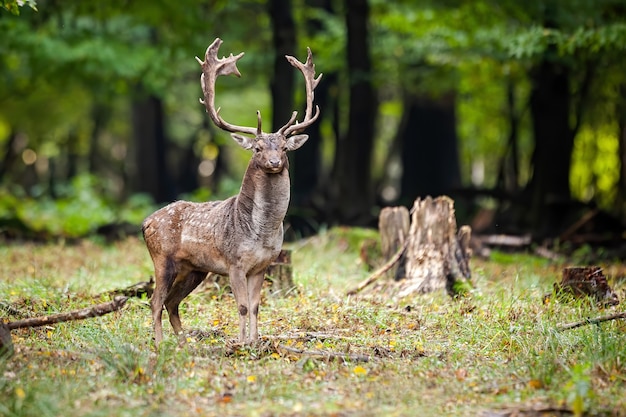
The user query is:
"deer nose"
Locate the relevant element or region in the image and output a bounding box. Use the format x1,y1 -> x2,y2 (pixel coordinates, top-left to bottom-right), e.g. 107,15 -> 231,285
268,158 -> 281,169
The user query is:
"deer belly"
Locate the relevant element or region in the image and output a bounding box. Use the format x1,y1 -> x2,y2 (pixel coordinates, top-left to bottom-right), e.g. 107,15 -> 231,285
178,234 -> 230,275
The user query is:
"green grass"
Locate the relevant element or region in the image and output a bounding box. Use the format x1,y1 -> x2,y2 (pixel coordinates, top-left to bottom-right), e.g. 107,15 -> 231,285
1,229 -> 625,416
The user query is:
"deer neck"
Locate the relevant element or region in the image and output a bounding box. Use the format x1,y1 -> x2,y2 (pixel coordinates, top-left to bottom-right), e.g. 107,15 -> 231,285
236,162 -> 290,238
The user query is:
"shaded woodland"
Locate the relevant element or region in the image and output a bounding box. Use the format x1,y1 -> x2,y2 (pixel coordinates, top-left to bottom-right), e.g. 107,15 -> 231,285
1,0 -> 626,247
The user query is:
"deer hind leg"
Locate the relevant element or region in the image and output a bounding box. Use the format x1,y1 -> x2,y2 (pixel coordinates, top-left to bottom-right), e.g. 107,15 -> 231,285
247,270 -> 266,342
151,257 -> 176,348
164,270 -> 207,341
229,267 -> 249,343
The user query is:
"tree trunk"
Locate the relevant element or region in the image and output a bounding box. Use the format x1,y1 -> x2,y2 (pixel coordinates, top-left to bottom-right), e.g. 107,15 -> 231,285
497,77 -> 520,193
289,0 -> 336,236
0,130 -> 18,181
130,90 -> 175,203
398,91 -> 461,206
332,0 -> 377,224
526,54 -> 574,238
268,0 -> 296,133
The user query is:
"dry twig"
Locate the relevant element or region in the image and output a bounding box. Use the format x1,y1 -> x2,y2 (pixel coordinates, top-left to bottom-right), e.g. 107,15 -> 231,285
557,311 -> 626,331
346,240 -> 409,296
278,343 -> 370,362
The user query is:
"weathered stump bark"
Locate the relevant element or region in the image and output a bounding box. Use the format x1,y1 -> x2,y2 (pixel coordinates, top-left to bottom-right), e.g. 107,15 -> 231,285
554,266 -> 619,306
398,196 -> 471,297
378,206 -> 410,280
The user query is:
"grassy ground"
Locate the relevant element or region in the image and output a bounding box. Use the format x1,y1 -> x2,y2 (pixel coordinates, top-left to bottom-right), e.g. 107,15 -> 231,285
1,228 -> 625,417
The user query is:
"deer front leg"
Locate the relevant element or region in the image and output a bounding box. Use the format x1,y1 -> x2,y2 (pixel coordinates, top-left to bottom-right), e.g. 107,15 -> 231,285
247,271 -> 265,342
229,267 -> 249,343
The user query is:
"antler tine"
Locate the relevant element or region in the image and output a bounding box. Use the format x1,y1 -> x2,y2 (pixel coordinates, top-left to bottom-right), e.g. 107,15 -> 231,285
196,38 -> 259,136
281,47 -> 323,136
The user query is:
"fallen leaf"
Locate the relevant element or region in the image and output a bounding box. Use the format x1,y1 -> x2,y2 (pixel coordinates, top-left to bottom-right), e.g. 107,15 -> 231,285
353,366 -> 368,376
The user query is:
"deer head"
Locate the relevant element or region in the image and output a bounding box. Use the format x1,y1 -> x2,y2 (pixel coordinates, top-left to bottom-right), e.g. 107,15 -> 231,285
195,38 -> 322,174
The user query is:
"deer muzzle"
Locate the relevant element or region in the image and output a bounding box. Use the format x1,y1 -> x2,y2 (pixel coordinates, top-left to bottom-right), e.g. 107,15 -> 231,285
265,157 -> 283,173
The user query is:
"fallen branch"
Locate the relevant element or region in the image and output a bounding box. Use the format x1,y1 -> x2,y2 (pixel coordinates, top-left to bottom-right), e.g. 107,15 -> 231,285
266,331 -> 358,342
277,344 -> 370,362
346,240 -> 409,296
6,296 -> 128,330
557,311 -> 626,331
1,296 -> 128,358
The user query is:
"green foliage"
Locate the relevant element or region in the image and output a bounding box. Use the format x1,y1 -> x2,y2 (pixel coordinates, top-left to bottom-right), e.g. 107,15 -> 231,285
571,126 -> 620,207
1,0 -> 626,225
1,0 -> 36,15
0,174 -> 155,238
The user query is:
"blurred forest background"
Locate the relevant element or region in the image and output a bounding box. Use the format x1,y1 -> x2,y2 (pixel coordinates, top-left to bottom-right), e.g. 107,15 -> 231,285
1,0 -> 626,245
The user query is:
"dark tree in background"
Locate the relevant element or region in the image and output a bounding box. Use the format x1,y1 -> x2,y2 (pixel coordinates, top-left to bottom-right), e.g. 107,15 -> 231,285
397,91 -> 461,206
268,0 -> 296,133
130,92 -> 174,203
289,0 -> 336,234
332,0 -> 378,224
526,56 -> 575,236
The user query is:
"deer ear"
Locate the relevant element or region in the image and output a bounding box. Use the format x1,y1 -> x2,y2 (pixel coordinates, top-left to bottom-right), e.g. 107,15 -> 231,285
231,134 -> 255,150
285,134 -> 308,151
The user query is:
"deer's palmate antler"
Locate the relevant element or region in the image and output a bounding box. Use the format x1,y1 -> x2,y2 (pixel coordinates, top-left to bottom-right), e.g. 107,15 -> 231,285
142,38 -> 322,347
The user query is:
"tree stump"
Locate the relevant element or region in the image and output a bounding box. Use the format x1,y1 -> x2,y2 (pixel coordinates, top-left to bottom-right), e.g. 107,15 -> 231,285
201,249 -> 295,297
350,196 -> 472,299
378,206 -> 410,280
398,196 -> 471,297
266,249 -> 295,296
554,266 -> 619,306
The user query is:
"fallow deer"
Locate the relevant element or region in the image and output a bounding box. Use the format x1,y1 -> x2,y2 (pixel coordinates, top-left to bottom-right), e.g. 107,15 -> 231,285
142,38 -> 321,347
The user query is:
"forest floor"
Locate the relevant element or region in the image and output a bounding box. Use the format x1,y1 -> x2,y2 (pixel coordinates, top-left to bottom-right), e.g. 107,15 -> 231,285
1,228 -> 625,417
